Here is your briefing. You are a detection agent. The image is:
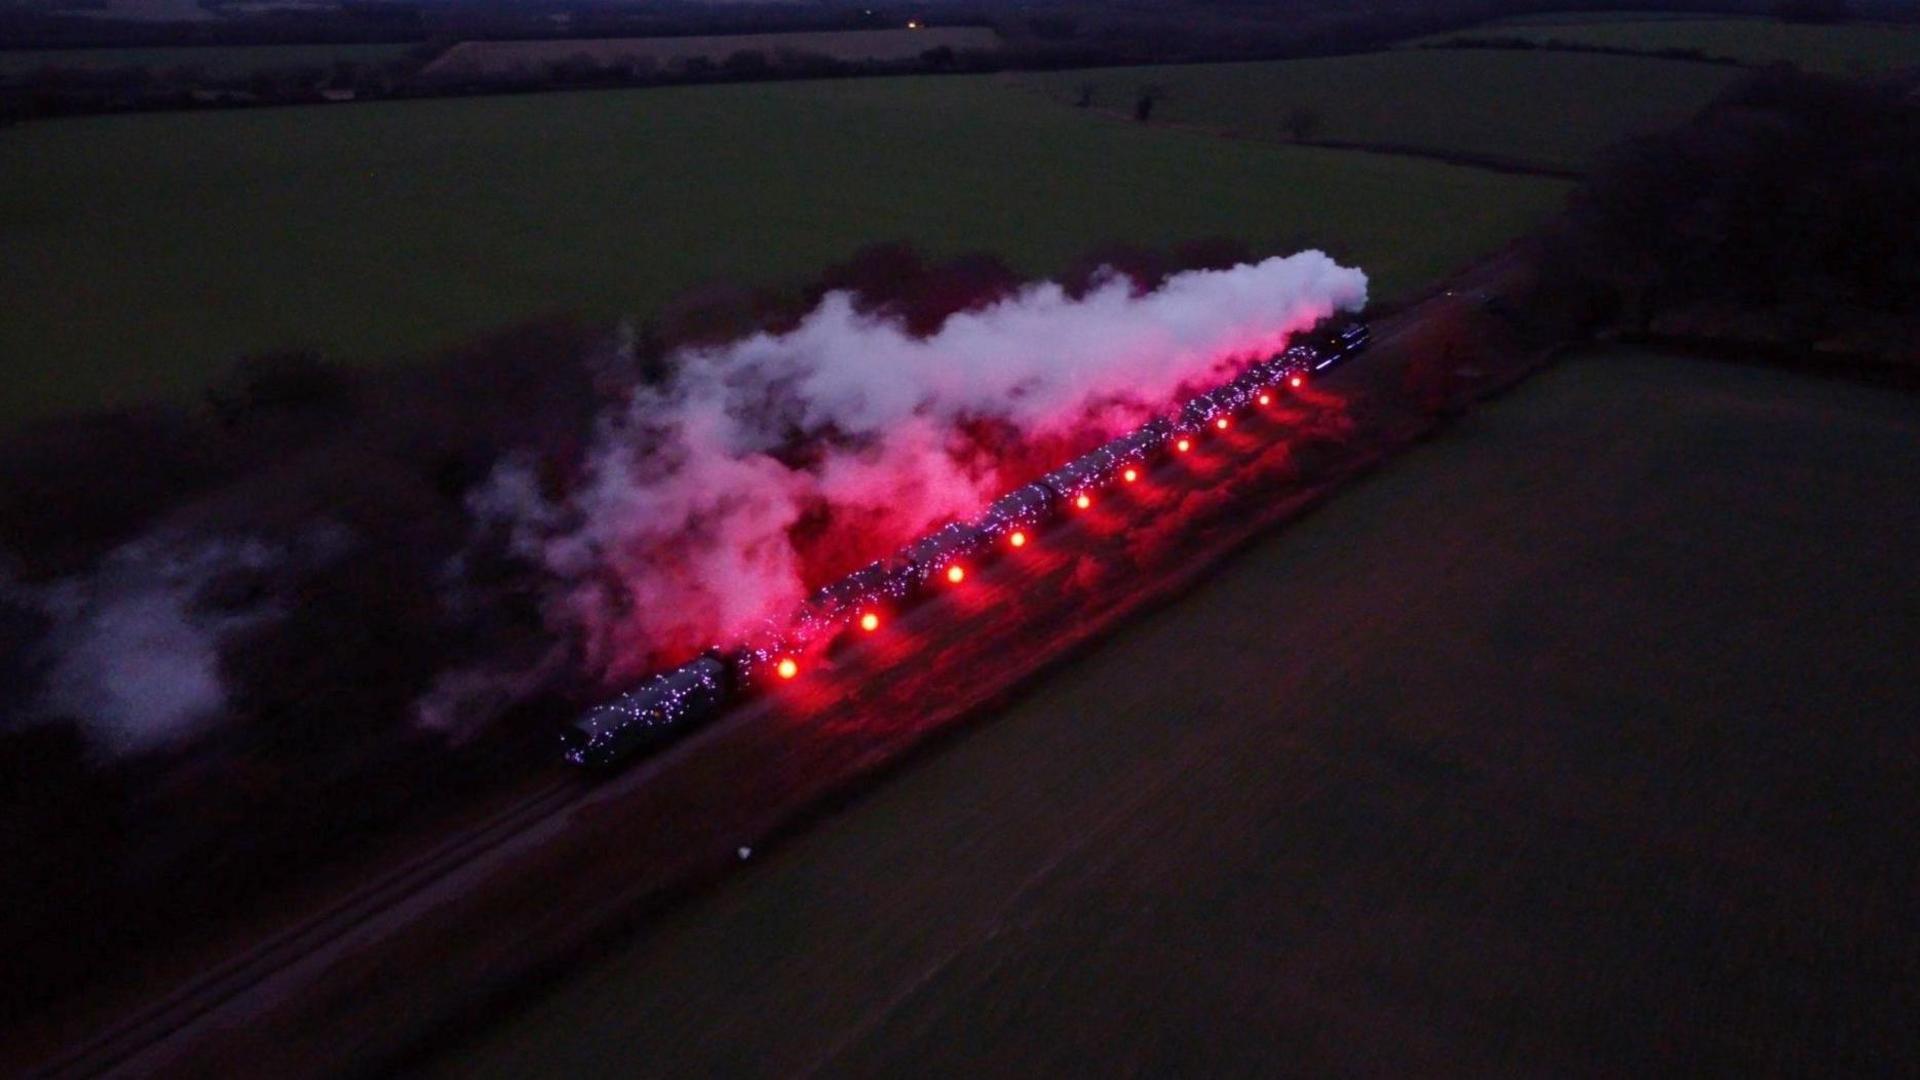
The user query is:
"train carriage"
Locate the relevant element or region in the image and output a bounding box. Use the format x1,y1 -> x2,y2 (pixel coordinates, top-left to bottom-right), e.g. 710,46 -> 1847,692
1039,450 -> 1114,502
1102,417 -> 1173,466
807,559 -> 915,621
976,482 -> 1059,544
562,657 -> 729,768
898,521 -> 989,587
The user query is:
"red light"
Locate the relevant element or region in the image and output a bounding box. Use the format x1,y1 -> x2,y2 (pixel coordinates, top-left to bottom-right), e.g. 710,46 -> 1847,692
1075,493 -> 1091,510
1258,393 -> 1271,406
776,657 -> 798,680
1123,468 -> 1138,483
1289,375 -> 1303,388
946,564 -> 965,584
859,612 -> 879,633
1215,417 -> 1229,430
1009,530 -> 1027,548
1176,438 -> 1191,453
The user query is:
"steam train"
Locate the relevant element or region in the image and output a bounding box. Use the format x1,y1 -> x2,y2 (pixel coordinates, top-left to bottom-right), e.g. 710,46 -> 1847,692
561,316 -> 1370,768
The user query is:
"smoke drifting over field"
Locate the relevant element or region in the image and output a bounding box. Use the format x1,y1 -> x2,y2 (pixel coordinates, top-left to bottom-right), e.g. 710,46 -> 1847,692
9,528 -> 347,754
478,252 -> 1366,687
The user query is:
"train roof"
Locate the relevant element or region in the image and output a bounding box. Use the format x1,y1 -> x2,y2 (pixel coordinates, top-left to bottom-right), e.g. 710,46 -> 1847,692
978,483 -> 1057,535
1100,419 -> 1171,461
900,520 -> 986,568
1227,366 -> 1269,397
1179,387 -> 1234,427
809,559 -> 904,613
571,656 -> 727,741
1040,451 -> 1112,497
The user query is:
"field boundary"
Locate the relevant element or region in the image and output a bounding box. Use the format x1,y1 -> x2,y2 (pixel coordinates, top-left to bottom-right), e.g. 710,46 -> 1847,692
1004,74 -> 1584,180
1408,39 -> 1748,69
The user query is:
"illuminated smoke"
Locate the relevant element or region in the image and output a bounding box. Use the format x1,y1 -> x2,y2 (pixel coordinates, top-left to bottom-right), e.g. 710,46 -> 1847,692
474,251 -> 1366,687
3,527 -> 354,756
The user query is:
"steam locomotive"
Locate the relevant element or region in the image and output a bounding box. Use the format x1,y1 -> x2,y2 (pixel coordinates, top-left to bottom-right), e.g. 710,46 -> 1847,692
561,316 -> 1369,768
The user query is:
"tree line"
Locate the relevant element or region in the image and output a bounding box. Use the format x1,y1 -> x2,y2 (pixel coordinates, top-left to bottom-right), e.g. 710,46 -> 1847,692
1528,64 -> 1920,373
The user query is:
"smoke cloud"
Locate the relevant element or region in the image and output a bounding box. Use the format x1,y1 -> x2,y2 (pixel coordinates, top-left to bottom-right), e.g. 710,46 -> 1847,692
6,528 -> 350,756
476,251 -> 1366,686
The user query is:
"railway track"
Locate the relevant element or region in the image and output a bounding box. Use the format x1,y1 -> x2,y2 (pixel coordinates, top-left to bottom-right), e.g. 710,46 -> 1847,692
24,252 -> 1526,1078
30,779 -> 583,1079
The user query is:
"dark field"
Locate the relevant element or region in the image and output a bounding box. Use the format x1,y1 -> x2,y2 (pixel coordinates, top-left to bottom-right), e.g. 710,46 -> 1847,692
0,75 -> 1564,425
1026,49 -> 1740,173
0,42 -> 413,79
437,350 -> 1920,1075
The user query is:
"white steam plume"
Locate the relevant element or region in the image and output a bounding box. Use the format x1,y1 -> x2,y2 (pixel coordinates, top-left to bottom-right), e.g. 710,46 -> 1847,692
470,251 -> 1367,688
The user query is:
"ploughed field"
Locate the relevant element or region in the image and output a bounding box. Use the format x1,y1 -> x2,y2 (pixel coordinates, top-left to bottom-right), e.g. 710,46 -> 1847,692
0,74 -> 1566,425
1024,49 -> 1743,173
437,350 -> 1920,1076
1420,15 -> 1920,75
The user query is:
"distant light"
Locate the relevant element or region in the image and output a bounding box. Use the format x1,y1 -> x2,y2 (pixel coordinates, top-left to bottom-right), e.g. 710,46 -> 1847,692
1075,493 -> 1091,510
776,657 -> 798,680
1009,530 -> 1027,548
906,18 -> 921,28
1122,468 -> 1138,483
1215,417 -> 1229,430
859,612 -> 879,632
1258,393 -> 1271,406
1289,375 -> 1303,388
946,564 -> 965,584
1176,438 -> 1191,453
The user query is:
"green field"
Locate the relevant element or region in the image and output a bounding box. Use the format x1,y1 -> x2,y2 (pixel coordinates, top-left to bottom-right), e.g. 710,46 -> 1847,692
0,75 -> 1567,425
1421,16 -> 1920,75
1024,49 -> 1741,173
436,351 -> 1920,1075
0,43 -> 415,79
